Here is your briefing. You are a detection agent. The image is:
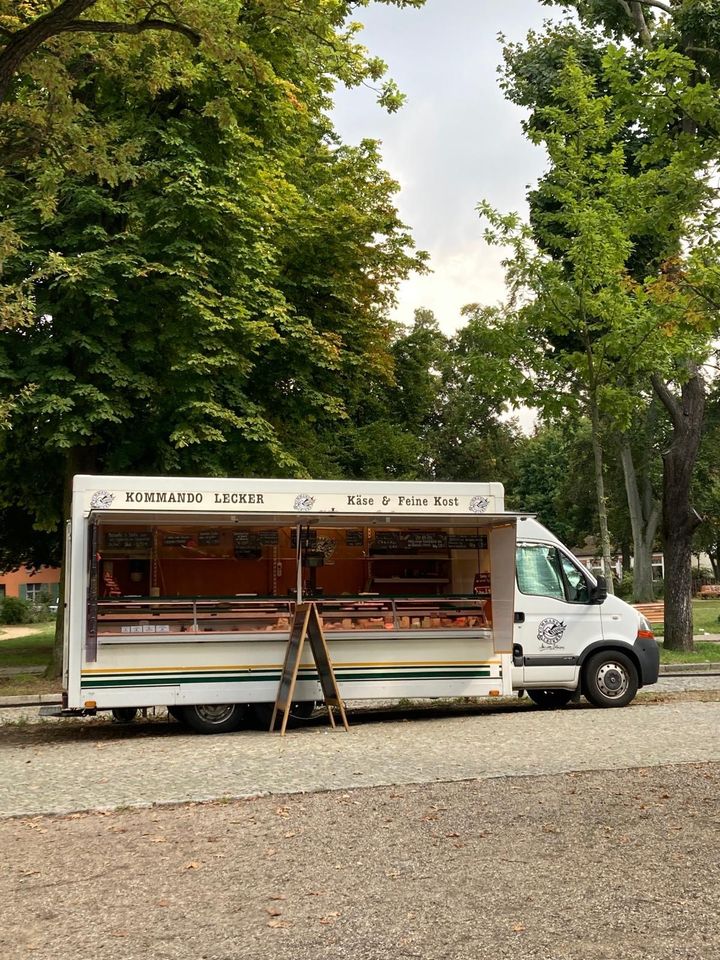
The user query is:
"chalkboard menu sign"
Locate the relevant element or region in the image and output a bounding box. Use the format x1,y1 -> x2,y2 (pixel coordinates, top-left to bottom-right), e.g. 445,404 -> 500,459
371,531 -> 448,553
233,530 -> 267,559
234,529 -> 277,545
345,529 -> 364,546
105,531 -> 152,550
163,530 -> 221,547
163,533 -> 191,546
271,603 -> 349,736
256,530 -> 279,545
198,531 -> 220,546
448,534 -> 488,550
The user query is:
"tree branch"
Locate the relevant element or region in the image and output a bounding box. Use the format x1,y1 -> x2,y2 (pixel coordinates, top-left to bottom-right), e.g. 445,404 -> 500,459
638,0 -> 672,13
0,0 -> 199,104
57,18 -> 200,47
651,373 -> 685,433
630,2 -> 653,46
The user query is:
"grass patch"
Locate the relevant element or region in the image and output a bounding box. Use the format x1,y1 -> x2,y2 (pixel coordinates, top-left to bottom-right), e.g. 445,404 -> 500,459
658,641 -> 720,664
0,626 -> 54,669
690,599 -> 720,634
646,599 -> 720,639
0,675 -> 61,697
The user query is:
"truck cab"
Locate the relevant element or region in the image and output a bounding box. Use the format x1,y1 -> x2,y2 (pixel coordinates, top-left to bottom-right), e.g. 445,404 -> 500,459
512,517 -> 659,707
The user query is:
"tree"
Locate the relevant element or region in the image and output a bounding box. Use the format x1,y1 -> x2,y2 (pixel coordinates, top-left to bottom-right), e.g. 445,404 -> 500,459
498,2 -> 720,645
0,1 -> 428,673
431,305 -> 524,487
511,420 -> 597,548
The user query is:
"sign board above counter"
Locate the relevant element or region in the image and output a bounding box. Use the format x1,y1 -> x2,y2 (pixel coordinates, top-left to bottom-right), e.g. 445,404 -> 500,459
77,476 -> 505,517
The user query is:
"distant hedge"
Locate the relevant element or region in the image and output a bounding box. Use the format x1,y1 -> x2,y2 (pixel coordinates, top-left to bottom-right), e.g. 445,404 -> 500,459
0,596 -> 32,624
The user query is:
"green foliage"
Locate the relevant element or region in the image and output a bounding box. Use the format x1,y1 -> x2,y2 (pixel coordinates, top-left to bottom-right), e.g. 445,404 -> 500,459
0,1 -> 428,566
509,421 -> 596,547
693,383 -> 720,574
0,596 -> 32,625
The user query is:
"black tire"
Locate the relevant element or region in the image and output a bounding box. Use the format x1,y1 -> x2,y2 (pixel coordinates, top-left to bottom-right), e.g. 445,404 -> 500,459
583,651 -> 638,708
526,689 -> 573,709
178,703 -> 246,734
111,707 -> 138,723
248,701 -> 316,730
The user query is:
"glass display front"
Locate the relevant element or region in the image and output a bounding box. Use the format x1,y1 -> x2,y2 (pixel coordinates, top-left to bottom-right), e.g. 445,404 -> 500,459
91,520 -> 494,639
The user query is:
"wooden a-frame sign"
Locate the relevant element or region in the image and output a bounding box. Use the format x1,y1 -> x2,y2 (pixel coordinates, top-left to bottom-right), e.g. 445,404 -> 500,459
270,602 -> 349,736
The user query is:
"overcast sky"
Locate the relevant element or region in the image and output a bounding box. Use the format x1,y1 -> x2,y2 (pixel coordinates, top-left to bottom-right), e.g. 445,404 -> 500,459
332,0 -> 561,334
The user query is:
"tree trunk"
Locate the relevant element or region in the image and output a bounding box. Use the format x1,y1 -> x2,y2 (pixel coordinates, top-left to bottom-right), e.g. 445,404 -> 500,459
589,397 -> 615,594
619,438 -> 660,602
652,367 -> 705,651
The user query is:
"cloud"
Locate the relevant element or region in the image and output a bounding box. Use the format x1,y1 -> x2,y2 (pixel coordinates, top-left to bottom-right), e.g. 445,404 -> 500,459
332,0 -> 558,330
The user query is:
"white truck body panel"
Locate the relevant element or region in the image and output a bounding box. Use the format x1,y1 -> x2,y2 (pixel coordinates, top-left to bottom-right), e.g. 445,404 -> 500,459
60,476 -> 655,716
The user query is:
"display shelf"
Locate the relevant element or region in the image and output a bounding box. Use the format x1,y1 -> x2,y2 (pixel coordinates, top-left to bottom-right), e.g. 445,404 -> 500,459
96,597 -> 294,637
372,577 -> 450,584
93,595 -> 489,643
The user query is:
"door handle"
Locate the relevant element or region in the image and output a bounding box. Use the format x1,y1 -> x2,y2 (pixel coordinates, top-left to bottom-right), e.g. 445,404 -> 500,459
514,612 -> 525,624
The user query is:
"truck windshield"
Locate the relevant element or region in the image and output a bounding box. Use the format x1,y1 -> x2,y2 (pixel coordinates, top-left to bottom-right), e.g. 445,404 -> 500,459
516,544 -> 589,603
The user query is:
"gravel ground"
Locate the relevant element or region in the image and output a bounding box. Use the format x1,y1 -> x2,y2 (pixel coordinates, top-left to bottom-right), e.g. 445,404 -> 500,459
2,695 -> 720,819
3,688 -> 719,960
1,763 -> 718,960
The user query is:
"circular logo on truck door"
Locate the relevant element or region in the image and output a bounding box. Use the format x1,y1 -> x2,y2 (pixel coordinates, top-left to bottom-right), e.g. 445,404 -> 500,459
537,617 -> 567,649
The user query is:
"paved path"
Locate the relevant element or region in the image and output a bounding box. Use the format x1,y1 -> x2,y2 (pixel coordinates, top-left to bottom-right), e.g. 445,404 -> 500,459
2,695 -> 720,819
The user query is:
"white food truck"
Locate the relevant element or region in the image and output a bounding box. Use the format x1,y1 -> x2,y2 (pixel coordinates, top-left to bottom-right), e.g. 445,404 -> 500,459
48,475 -> 659,732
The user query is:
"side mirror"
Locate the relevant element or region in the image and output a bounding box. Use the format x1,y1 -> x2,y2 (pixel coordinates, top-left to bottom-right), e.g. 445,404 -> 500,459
589,575 -> 608,605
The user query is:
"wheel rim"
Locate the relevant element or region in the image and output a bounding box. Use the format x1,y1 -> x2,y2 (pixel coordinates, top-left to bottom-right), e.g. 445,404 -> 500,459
193,704 -> 236,725
595,662 -> 629,699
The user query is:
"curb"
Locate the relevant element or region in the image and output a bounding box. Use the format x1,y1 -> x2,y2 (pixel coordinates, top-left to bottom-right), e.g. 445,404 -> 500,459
659,662 -> 720,675
0,693 -> 62,707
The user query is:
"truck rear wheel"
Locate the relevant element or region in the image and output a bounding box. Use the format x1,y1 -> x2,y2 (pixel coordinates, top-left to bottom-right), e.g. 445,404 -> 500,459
178,703 -> 246,734
526,689 -> 573,709
111,707 -> 138,723
583,651 -> 638,708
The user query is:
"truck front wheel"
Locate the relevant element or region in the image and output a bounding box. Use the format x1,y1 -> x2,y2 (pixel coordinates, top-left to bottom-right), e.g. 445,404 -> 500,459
583,651 -> 638,708
526,689 -> 573,709
178,703 -> 246,734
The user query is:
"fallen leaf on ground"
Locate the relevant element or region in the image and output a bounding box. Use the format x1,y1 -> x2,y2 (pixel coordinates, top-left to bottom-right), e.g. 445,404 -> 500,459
267,919 -> 289,928
183,861 -> 201,870
265,907 -> 283,917
512,923 -> 526,932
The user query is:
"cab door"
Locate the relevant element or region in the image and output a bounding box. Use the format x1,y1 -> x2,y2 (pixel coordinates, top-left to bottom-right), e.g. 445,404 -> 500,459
514,542 -> 603,686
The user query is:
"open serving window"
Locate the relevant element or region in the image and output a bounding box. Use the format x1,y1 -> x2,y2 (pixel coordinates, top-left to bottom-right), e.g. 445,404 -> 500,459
87,513 -> 514,647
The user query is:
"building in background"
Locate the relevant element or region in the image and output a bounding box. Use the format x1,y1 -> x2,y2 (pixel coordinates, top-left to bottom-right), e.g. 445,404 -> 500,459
0,566 -> 61,601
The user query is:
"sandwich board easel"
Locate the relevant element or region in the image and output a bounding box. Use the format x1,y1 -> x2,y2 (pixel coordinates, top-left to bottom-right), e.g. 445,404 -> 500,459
270,602 -> 349,736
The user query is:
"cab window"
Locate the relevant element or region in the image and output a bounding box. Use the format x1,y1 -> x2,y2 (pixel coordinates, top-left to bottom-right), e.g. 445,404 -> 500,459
516,544 -> 589,603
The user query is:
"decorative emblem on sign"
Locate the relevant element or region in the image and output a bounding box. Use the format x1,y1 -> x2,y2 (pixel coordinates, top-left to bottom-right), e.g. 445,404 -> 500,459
90,490 -> 114,510
294,494 -> 315,512
537,617 -> 567,649
469,495 -> 490,514
315,536 -> 337,560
